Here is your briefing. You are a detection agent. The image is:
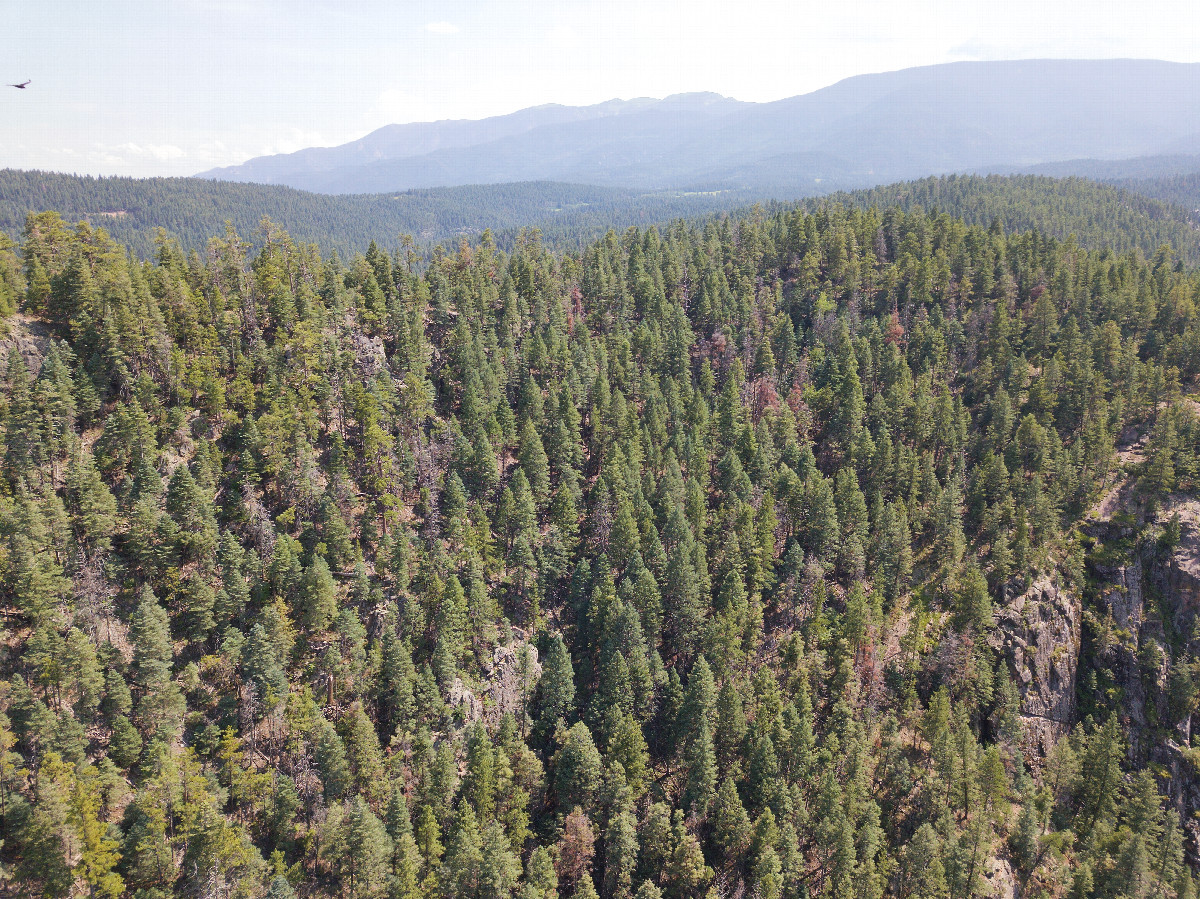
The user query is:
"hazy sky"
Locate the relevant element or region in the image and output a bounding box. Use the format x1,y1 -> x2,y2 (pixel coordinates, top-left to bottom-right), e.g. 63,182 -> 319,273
2,0 -> 1198,178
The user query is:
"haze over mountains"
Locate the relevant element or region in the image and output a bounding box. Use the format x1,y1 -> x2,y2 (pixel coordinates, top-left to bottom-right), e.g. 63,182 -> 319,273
198,59 -> 1200,195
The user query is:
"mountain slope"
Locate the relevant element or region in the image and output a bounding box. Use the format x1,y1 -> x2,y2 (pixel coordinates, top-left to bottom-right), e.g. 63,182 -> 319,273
6,168 -> 1200,262
820,174 -> 1200,262
2,178 -> 1200,899
197,59 -> 1200,194
200,92 -> 747,189
1112,172 -> 1200,215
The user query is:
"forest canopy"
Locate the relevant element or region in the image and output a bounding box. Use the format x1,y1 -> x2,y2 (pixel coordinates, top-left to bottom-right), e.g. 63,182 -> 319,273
0,196 -> 1199,899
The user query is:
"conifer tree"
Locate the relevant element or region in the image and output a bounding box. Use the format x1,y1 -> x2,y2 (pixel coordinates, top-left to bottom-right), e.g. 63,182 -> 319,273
555,723 -> 602,813
601,771 -> 639,899
682,717 -> 717,817
298,555 -> 338,632
129,586 -> 183,736
710,776 -> 751,865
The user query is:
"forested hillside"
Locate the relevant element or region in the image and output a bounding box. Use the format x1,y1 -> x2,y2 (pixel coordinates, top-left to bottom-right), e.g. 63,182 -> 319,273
2,202 -> 1200,899
1112,174 -> 1200,216
0,170 -> 751,257
820,175 -> 1200,263
7,168 -> 1200,271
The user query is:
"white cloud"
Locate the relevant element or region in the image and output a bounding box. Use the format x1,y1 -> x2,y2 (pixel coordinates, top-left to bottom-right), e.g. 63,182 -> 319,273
425,21 -> 459,35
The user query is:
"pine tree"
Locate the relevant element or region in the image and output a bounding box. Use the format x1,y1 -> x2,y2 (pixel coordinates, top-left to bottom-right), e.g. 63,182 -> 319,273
15,752 -> 75,898
555,723 -> 602,813
955,564 -> 993,632
710,776 -> 751,864
244,623 -> 288,701
662,505 -> 704,660
442,802 -> 484,899
165,463 -> 218,561
1076,715 -> 1123,841
65,451 -> 117,556
129,586 -> 183,737
298,555 -> 338,632
663,810 -> 710,899
714,679 -> 747,775
682,717 -> 717,817
315,716 -> 351,801
539,636 -> 577,728
900,823 -> 946,899
519,418 -> 552,506
341,702 -> 387,802
602,773 -> 639,899
479,820 -> 522,899
676,656 -> 716,745
523,846 -> 559,899
464,721 -> 498,821
339,797 -> 393,899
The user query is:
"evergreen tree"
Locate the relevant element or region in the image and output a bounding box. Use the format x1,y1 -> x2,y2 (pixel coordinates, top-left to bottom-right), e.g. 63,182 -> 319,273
298,555 -> 338,632
129,586 -> 183,736
682,717 -> 717,817
555,723 -> 602,813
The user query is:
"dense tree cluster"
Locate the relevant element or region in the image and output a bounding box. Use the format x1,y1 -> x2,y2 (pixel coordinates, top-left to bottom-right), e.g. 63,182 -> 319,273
3,169 -> 1198,266
1,199 -> 1199,899
820,175 -> 1200,264
0,170 -> 756,259
1111,172 -> 1200,219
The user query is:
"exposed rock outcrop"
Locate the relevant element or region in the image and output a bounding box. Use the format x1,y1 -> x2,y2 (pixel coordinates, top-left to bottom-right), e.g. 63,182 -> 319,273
1085,494 -> 1200,861
989,576 -> 1082,761
1152,496 -> 1200,642
446,641 -> 542,728
1086,522 -> 1156,733
447,677 -> 483,723
0,313 -> 51,376
481,642 -> 541,727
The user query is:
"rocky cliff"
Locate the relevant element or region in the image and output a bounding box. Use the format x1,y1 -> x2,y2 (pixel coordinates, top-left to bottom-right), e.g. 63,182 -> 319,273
990,575 -> 1082,761
1081,491 -> 1200,860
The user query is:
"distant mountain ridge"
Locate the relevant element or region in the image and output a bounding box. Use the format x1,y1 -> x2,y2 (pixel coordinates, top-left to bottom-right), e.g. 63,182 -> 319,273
201,92 -> 746,190
198,59 -> 1200,195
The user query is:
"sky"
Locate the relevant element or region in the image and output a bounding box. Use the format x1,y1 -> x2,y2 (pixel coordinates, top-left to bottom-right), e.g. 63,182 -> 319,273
2,0 -> 1198,178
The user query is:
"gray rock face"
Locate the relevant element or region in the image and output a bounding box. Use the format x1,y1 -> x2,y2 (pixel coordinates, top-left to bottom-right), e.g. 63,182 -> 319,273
445,641 -> 542,729
1088,525 -> 1154,731
1085,497 -> 1200,862
447,677 -> 482,724
989,576 -> 1082,760
482,643 -> 542,728
1153,497 -> 1200,642
0,314 -> 51,377
1086,498 -> 1199,741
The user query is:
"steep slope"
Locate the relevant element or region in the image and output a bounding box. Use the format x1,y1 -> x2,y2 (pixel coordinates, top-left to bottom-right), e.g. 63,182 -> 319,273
3,192 -> 1200,898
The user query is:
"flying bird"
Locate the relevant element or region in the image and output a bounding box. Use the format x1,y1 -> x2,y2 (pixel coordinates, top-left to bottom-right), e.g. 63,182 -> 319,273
9,81 -> 30,89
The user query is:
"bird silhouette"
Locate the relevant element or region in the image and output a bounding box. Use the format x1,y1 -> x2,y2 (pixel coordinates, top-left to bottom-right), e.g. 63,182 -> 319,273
9,81 -> 30,89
